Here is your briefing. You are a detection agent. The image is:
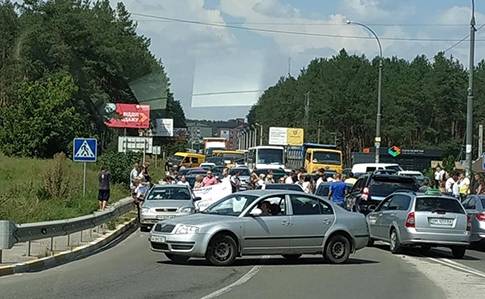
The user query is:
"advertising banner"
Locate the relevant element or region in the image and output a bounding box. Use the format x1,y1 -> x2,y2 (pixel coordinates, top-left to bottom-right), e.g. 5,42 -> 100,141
269,127 -> 304,146
193,181 -> 232,211
118,136 -> 153,153
104,103 -> 150,129
153,118 -> 174,137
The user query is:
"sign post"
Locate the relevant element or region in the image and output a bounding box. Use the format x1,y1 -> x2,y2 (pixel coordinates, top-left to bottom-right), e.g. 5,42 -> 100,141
73,138 -> 97,197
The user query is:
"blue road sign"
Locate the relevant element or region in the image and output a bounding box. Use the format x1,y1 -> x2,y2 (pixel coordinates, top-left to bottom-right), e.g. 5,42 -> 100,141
73,138 -> 97,162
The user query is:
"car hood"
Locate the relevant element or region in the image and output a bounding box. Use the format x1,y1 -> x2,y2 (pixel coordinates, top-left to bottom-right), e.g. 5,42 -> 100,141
161,213 -> 238,226
143,200 -> 194,209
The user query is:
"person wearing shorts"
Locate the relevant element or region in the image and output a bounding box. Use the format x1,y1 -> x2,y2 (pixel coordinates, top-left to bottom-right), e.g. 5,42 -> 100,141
98,166 -> 111,210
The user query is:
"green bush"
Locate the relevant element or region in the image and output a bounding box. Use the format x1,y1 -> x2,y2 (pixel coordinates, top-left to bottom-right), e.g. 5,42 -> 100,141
99,151 -> 142,186
39,152 -> 72,200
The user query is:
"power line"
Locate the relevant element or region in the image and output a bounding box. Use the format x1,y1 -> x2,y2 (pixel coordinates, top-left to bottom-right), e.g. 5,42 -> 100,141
131,13 -> 485,43
443,23 -> 485,53
134,18 -> 473,27
192,90 -> 264,97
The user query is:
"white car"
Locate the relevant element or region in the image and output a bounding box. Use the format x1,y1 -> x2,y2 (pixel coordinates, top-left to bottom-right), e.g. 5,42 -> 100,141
351,163 -> 403,177
200,162 -> 216,170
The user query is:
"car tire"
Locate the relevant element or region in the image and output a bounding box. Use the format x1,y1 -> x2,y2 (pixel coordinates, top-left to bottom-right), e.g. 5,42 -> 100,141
324,234 -> 351,264
282,254 -> 302,261
451,246 -> 466,259
367,238 -> 375,247
389,229 -> 402,254
206,234 -> 237,266
165,253 -> 189,264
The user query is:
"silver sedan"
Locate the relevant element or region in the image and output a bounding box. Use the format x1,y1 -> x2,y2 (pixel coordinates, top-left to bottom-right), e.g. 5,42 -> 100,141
149,190 -> 369,266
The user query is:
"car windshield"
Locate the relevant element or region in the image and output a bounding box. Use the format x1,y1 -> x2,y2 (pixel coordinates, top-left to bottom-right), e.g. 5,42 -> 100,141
415,197 -> 465,214
312,151 -> 341,165
316,184 -> 330,196
203,194 -> 259,216
147,187 -> 192,200
206,157 -> 224,166
257,149 -> 283,165
229,168 -> 250,176
369,178 -> 418,197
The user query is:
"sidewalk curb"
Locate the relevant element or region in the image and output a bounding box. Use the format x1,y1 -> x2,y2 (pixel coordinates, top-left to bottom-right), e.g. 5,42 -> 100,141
0,218 -> 137,277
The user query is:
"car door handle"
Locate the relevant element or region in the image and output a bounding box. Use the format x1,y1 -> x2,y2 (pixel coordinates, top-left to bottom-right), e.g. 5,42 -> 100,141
322,219 -> 331,225
281,220 -> 290,226
378,213 -> 383,216
390,213 -> 396,217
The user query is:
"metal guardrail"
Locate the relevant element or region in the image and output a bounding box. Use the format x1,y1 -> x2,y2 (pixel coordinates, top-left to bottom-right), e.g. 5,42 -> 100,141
0,197 -> 134,252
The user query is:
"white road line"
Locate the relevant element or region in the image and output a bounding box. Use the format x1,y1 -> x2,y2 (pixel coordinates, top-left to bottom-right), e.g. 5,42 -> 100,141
428,257 -> 485,279
200,256 -> 268,299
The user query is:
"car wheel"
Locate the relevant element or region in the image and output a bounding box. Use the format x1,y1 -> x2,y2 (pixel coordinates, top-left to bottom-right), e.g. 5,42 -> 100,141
282,254 -> 302,261
206,234 -> 237,266
324,234 -> 351,264
165,253 -> 189,263
451,246 -> 466,259
367,238 -> 375,247
389,229 -> 402,254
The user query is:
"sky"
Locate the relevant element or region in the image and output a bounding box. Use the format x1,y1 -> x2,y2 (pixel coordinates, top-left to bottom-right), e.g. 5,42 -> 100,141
112,0 -> 485,121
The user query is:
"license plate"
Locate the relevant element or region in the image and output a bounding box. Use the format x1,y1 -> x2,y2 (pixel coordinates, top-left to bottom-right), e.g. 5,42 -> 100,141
429,218 -> 453,225
150,235 -> 166,243
157,215 -> 174,220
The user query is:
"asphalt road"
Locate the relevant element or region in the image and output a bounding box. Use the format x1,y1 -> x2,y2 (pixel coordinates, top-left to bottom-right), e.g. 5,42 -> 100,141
1,230 -> 485,299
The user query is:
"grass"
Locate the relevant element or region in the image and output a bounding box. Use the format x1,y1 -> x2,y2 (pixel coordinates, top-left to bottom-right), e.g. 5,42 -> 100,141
0,153 -> 128,223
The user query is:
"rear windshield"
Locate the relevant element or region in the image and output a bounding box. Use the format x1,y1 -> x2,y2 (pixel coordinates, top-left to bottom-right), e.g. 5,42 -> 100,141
369,178 -> 418,197
415,197 -> 465,214
262,184 -> 302,191
229,168 -> 250,176
147,187 -> 192,200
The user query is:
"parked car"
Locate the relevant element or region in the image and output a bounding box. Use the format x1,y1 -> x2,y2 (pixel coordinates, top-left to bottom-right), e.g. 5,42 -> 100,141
346,172 -> 419,214
256,183 -> 305,192
205,156 -> 225,167
351,163 -> 403,178
186,168 -> 207,176
462,195 -> 485,243
200,162 -> 216,171
367,191 -> 470,258
149,190 -> 369,266
315,182 -> 354,197
140,185 -> 200,231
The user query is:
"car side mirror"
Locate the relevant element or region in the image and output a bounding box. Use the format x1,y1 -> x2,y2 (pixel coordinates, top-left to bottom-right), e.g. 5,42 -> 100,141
193,197 -> 202,202
249,208 -> 262,217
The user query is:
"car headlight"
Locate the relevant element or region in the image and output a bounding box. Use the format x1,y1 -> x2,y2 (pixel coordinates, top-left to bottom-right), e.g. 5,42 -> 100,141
179,207 -> 194,213
174,225 -> 199,234
141,208 -> 150,214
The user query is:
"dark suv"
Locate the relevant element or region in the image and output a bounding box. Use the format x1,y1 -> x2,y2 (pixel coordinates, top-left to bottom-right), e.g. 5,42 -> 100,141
347,172 -> 419,214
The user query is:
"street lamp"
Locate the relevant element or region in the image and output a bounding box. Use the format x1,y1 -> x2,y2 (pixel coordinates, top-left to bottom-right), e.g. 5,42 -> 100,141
255,123 -> 263,146
347,20 -> 383,163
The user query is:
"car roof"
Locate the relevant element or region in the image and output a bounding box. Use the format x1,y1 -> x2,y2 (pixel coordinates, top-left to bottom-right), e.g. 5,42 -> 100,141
236,189 -> 307,197
151,184 -> 190,189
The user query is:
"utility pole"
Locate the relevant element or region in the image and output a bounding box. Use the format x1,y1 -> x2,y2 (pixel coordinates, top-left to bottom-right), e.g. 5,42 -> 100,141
304,92 -> 310,129
465,0 -> 476,177
317,120 -> 321,144
478,124 -> 483,159
288,57 -> 292,77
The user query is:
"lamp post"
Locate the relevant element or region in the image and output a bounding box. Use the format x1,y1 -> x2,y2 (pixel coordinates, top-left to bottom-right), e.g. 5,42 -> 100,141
347,20 -> 383,163
465,0 -> 476,177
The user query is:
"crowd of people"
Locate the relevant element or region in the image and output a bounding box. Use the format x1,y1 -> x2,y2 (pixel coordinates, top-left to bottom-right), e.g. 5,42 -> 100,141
433,166 -> 485,199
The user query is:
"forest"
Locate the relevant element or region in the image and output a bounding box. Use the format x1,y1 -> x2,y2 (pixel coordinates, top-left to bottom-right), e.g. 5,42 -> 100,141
248,49 -> 485,161
0,0 -> 186,158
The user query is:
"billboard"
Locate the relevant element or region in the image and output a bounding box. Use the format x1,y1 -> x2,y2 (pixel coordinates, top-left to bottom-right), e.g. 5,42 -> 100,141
104,103 -> 150,129
269,127 -> 304,146
153,118 -> 173,137
118,136 -> 153,153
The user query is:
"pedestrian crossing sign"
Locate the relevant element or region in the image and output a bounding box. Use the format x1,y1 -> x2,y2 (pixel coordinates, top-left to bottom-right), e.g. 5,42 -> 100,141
73,138 -> 97,162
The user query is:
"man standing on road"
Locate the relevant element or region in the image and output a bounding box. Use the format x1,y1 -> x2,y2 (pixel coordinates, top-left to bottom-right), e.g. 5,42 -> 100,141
445,172 -> 457,195
98,166 -> 111,210
328,174 -> 347,209
202,170 -> 218,187
434,166 -> 445,188
130,162 -> 139,193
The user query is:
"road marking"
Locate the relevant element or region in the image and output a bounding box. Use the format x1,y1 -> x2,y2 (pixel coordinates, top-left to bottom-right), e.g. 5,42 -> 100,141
200,256 -> 268,299
428,257 -> 485,279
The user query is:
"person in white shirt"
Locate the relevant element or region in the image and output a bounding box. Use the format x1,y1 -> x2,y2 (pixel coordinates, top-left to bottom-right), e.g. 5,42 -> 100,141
257,174 -> 266,187
327,174 -> 336,183
177,176 -> 191,187
434,166 -> 445,187
316,172 -> 325,189
129,163 -> 139,193
445,173 -> 458,194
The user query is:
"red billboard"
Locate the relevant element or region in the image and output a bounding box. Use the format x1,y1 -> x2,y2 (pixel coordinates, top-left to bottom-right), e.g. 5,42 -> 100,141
104,103 -> 150,129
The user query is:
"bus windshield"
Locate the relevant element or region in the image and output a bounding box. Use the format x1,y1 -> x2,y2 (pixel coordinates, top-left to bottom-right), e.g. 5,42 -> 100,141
257,149 -> 283,165
312,151 -> 341,165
